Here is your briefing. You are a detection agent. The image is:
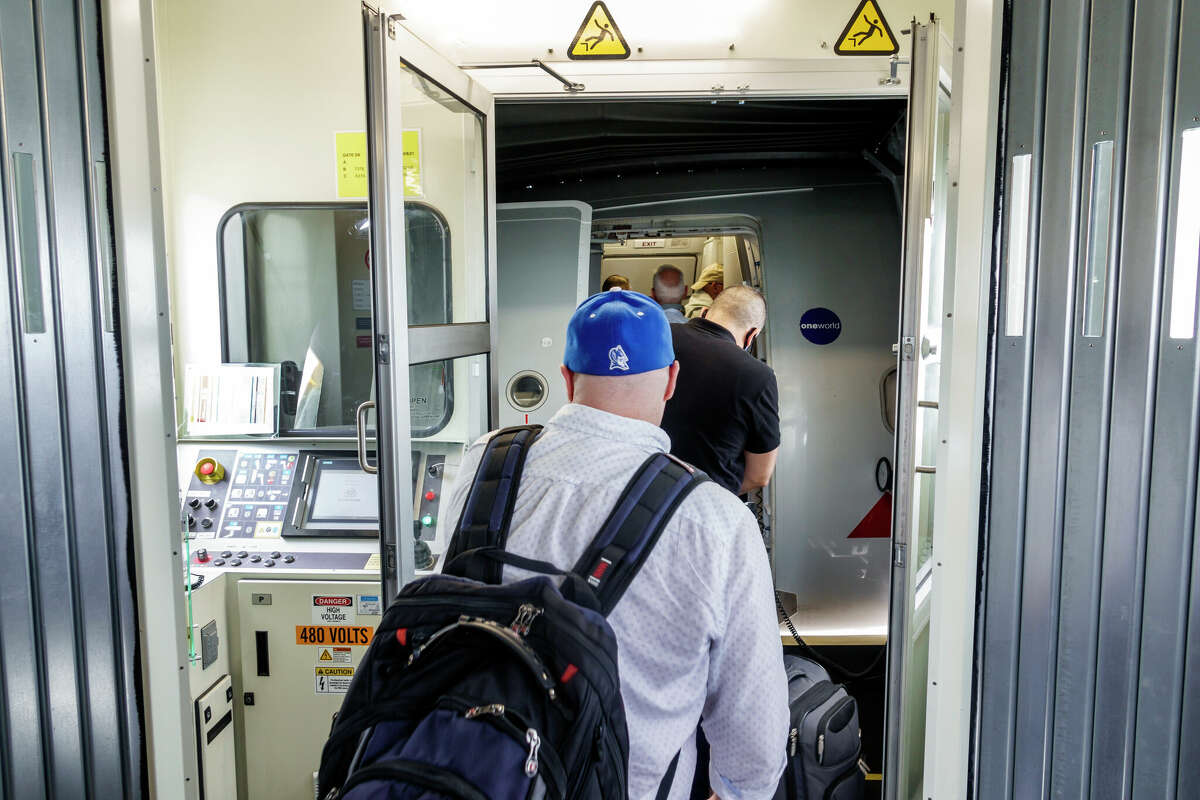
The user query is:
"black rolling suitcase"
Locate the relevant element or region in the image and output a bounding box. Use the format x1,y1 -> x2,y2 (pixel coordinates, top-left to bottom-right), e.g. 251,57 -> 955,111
773,655 -> 866,800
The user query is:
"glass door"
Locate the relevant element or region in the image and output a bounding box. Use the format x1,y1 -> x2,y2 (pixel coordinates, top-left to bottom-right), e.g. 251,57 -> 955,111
363,7 -> 497,598
884,18 -> 953,800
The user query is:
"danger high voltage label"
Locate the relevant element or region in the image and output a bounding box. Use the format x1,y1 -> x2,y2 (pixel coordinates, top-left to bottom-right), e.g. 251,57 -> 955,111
312,595 -> 356,626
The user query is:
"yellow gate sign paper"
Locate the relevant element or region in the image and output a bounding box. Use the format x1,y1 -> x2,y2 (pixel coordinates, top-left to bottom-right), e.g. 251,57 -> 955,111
335,131 -> 367,198
834,0 -> 899,56
569,1 -> 630,60
401,129 -> 422,198
335,130 -> 423,199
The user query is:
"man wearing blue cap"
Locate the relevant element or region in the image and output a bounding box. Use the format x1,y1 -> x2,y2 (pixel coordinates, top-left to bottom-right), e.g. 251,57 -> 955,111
441,289 -> 788,800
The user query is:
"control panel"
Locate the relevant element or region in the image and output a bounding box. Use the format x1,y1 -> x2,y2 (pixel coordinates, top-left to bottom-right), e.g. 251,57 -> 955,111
178,441 -> 463,576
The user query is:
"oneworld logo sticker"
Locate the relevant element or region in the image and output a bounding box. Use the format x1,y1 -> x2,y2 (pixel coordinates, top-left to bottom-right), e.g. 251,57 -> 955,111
799,307 -> 842,345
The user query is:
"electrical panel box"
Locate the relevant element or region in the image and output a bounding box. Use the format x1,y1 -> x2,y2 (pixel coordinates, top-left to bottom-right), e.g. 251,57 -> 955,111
195,674 -> 236,799
237,579 -> 383,800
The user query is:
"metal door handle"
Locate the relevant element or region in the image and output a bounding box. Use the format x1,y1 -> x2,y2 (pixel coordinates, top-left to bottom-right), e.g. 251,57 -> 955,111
356,401 -> 377,474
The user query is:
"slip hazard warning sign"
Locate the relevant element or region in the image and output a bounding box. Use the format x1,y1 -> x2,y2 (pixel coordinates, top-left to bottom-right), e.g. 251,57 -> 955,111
834,0 -> 899,56
569,1 -> 630,60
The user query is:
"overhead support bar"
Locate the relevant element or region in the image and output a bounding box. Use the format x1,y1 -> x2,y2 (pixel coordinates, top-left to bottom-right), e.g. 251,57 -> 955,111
461,59 -> 585,92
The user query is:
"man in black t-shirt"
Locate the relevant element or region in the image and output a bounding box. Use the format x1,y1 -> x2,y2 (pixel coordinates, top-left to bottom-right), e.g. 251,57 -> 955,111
660,286 -> 780,495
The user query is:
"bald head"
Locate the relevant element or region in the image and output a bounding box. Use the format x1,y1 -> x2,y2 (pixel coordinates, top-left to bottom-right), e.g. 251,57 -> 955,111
651,265 -> 685,305
706,285 -> 767,348
560,364 -> 679,426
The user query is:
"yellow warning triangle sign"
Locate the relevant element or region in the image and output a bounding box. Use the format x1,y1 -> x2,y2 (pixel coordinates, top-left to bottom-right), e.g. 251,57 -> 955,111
569,1 -> 630,60
834,0 -> 899,56
319,649 -> 333,661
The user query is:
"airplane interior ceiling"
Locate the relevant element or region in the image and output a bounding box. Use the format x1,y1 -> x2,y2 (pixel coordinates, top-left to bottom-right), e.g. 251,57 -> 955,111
495,99 -> 907,196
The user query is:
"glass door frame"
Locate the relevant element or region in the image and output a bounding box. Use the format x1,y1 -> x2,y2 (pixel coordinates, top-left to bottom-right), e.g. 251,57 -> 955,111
363,5 -> 499,598
884,17 -> 952,800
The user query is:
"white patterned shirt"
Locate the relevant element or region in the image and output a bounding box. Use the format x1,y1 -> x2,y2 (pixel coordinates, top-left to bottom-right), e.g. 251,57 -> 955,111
441,403 -> 788,800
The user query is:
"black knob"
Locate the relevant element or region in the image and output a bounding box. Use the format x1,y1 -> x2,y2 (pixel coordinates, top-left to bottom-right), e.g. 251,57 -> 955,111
283,555 -> 295,564
249,554 -> 261,563
204,498 -> 219,510
200,518 -> 212,529
269,551 -> 281,559
427,462 -> 444,478
236,551 -> 248,558
187,514 -> 196,528
196,548 -> 209,562
213,559 -> 225,567
264,559 -> 275,567
188,498 -> 201,509
228,558 -> 242,566
220,551 -> 232,558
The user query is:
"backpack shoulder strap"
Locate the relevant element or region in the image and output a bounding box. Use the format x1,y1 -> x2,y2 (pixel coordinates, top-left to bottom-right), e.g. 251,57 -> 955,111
571,453 -> 709,616
443,425 -> 543,584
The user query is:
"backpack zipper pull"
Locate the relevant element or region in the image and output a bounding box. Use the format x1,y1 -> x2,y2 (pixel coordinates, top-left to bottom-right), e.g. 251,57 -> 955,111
789,727 -> 798,757
511,604 -> 543,637
524,728 -> 541,777
817,732 -> 825,764
464,704 -> 505,719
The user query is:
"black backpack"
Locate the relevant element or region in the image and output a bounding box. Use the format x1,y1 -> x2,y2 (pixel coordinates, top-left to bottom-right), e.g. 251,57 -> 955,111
317,425 -> 708,800
772,655 -> 866,800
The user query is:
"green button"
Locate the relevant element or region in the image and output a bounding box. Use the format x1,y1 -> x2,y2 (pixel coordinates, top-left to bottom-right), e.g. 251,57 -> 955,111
421,515 -> 434,527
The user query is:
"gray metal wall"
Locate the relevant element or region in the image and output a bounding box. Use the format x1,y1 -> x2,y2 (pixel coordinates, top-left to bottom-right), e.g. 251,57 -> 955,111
977,0 -> 1200,796
500,163 -> 902,637
0,0 -> 141,797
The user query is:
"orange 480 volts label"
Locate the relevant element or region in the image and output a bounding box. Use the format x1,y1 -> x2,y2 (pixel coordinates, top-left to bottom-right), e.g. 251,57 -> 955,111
295,625 -> 374,646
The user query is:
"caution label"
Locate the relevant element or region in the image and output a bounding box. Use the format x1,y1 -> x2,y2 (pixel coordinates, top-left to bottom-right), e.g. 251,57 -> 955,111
315,666 -> 355,694
296,625 -> 374,646
318,647 -> 353,664
569,1 -> 630,60
834,0 -> 899,56
312,595 -> 356,626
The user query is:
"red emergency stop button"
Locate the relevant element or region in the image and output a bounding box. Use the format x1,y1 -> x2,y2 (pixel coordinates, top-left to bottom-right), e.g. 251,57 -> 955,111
424,490 -> 436,501
194,457 -> 226,484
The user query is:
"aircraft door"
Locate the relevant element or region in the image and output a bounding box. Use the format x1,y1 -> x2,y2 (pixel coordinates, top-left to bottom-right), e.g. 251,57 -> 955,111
362,8 -> 497,597
496,202 -> 592,426
883,18 -> 952,800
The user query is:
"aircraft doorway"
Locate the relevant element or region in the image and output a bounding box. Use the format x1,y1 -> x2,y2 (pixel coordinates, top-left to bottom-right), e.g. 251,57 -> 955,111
492,98 -> 916,788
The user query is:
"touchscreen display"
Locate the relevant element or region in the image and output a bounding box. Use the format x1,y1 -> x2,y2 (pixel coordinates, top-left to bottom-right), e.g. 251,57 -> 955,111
309,463 -> 378,525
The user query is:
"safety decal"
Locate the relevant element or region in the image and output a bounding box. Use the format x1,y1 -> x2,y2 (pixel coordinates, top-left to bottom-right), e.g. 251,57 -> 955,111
834,0 -> 899,56
296,625 -> 374,646
799,307 -> 843,345
317,647 -> 353,664
312,595 -> 356,626
315,666 -> 355,694
357,594 -> 382,616
569,1 -> 630,60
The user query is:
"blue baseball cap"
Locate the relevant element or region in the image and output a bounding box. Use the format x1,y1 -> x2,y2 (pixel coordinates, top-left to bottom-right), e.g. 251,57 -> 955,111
564,289 -> 675,376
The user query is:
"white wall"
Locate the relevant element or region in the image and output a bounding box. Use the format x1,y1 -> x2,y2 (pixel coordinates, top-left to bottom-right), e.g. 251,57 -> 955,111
155,0 -> 367,389
388,0 -> 956,65
156,0 -> 483,440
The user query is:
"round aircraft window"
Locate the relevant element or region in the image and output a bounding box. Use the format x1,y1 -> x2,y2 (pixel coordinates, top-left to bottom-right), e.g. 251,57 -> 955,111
506,371 -> 548,411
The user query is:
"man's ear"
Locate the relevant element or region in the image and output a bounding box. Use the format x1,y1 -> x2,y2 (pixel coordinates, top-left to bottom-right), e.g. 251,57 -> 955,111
664,361 -> 680,402
560,365 -> 576,402
700,308 -> 709,319
745,327 -> 761,349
